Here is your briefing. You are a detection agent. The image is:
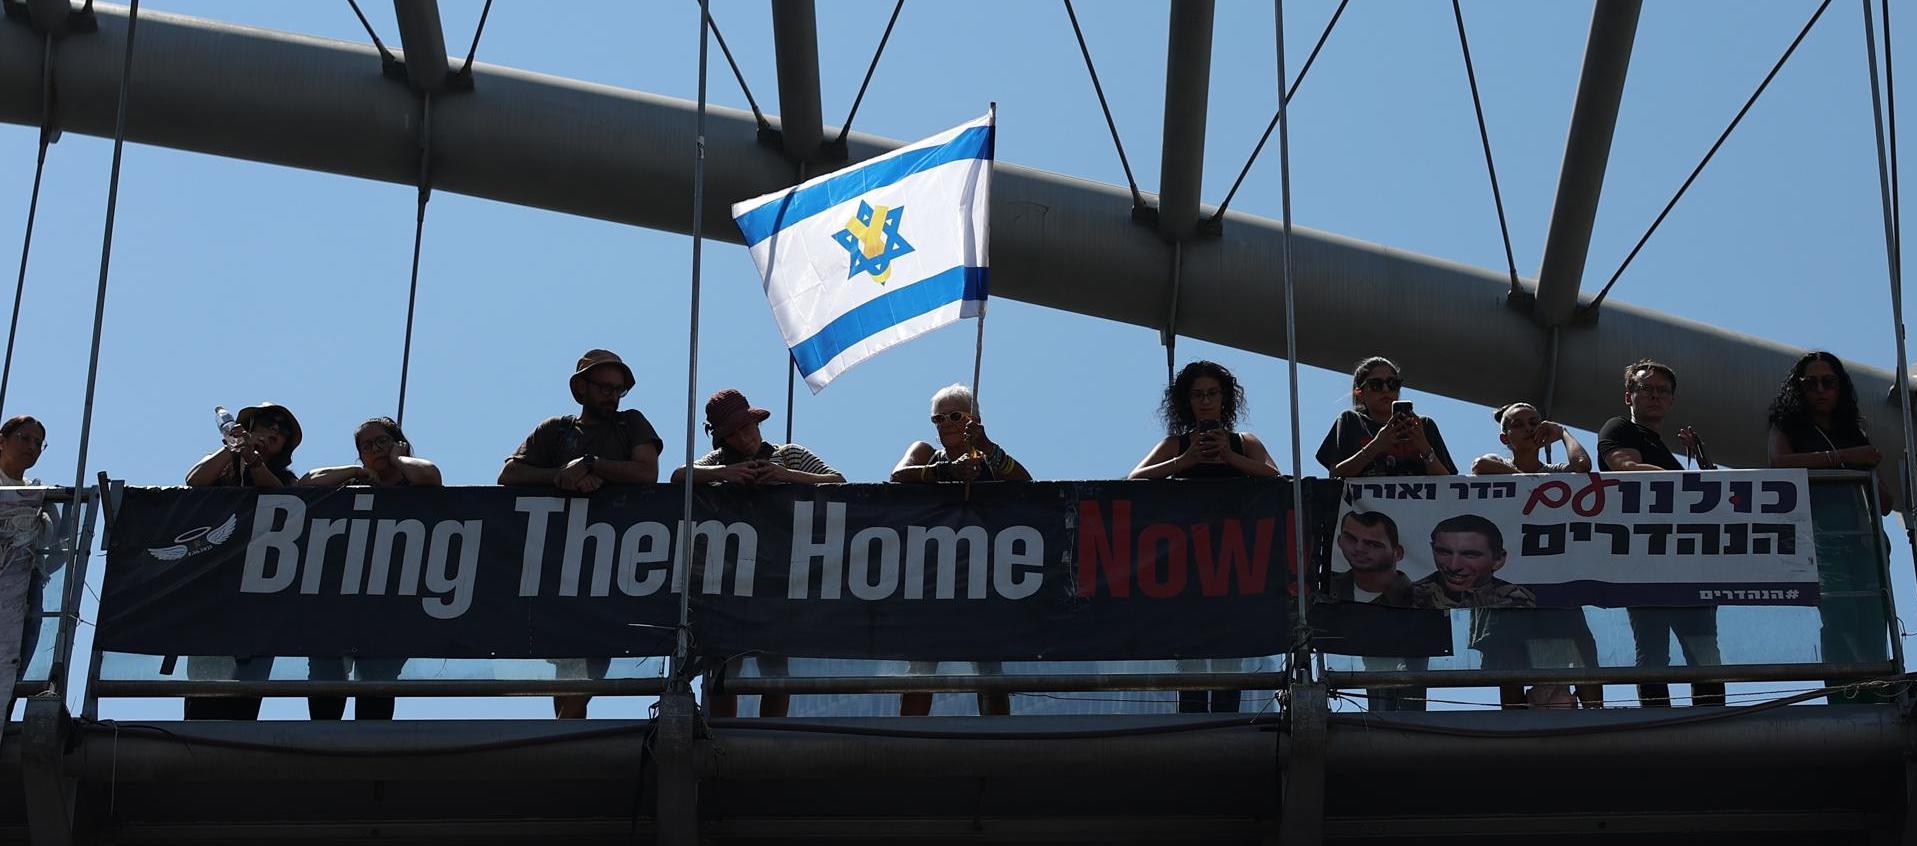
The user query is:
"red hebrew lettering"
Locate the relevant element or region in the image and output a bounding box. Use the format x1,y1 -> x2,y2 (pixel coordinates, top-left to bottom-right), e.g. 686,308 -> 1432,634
1569,472 -> 1620,517
1522,480 -> 1572,515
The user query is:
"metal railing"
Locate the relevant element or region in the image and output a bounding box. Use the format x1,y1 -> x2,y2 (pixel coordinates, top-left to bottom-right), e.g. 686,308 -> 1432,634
67,471 -> 1906,715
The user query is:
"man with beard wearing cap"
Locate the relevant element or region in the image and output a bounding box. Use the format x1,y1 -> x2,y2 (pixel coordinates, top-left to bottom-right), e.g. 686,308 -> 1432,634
673,388 -> 844,718
182,401 -> 304,720
501,349 -> 663,719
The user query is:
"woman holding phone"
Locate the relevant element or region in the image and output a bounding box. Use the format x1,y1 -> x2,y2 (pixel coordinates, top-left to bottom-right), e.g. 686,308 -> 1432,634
1316,357 -> 1455,714
1317,356 -> 1456,479
1130,360 -> 1278,714
1130,360 -> 1279,480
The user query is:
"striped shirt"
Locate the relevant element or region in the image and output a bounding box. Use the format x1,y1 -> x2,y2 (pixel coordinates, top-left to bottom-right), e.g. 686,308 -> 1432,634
695,441 -> 838,479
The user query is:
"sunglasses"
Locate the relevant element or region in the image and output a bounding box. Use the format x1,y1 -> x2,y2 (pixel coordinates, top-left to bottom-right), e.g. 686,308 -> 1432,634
1798,375 -> 1841,392
253,417 -> 294,437
581,379 -> 631,399
930,411 -> 971,424
356,434 -> 396,452
1361,377 -> 1404,392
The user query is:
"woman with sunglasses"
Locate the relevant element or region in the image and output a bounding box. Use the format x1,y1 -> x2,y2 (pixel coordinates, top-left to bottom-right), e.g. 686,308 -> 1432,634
891,384 -> 1031,485
1767,351 -> 1893,701
1317,357 -> 1456,479
891,384 -> 1028,717
299,417 -> 441,720
182,402 -> 304,720
1129,360 -> 1279,481
1766,351 -> 1886,490
1315,358 -> 1454,713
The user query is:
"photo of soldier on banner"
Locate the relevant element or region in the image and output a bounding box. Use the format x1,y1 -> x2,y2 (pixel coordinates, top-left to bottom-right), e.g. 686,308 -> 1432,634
1329,470 -> 1819,609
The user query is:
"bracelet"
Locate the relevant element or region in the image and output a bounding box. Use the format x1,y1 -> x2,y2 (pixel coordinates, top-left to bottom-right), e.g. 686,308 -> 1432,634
920,465 -> 934,483
1828,450 -> 1838,468
1422,451 -> 1438,465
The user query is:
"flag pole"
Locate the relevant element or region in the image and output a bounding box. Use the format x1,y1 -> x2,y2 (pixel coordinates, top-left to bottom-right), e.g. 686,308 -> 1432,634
963,103 -> 996,503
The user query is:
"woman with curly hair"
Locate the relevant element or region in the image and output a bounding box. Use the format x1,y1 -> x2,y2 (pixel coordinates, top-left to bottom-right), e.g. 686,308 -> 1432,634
1129,360 -> 1278,480
1766,351 -> 1885,490
1767,351 -> 1893,699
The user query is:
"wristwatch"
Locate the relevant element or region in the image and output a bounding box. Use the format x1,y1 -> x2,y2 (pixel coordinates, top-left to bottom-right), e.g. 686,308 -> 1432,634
582,454 -> 598,472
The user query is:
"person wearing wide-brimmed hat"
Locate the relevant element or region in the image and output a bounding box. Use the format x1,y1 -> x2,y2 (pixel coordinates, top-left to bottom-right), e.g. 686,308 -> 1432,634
673,388 -> 843,719
670,389 -> 843,488
181,401 -> 304,720
185,401 -> 302,488
499,349 -> 663,719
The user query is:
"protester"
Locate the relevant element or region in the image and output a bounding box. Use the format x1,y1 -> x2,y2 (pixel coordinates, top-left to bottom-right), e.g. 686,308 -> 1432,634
892,384 -> 1026,716
500,349 -> 663,719
301,416 -> 443,487
297,417 -> 441,720
675,389 -> 842,718
1318,356 -> 1457,479
891,384 -> 1031,485
185,402 -> 300,488
1128,361 -> 1276,713
1766,351 -> 1890,508
671,389 -> 843,487
0,416 -> 48,745
1597,359 -> 1724,707
1317,357 -> 1453,713
1766,351 -> 1893,703
1129,360 -> 1279,480
1470,403 -> 1591,475
1470,403 -> 1601,708
182,402 -> 303,720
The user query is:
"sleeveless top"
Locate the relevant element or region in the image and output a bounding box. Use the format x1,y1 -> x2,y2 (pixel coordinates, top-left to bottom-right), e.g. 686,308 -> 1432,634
1172,431 -> 1248,479
929,447 -> 1001,482
1777,416 -> 1873,471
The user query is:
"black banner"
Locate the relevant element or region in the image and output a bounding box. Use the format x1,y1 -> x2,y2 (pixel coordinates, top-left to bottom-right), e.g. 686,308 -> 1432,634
100,480 -> 1301,661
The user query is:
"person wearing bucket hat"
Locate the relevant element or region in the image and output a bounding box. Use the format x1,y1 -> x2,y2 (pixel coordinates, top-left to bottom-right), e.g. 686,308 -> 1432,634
181,401 -> 303,721
185,402 -> 302,488
672,388 -> 843,719
499,349 -> 663,719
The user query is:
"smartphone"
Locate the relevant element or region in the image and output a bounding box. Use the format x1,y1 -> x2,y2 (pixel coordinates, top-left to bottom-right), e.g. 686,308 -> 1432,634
1391,400 -> 1414,418
1196,419 -> 1222,433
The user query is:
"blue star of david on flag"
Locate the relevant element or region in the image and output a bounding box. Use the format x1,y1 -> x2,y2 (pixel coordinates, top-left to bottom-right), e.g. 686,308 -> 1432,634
832,201 -> 915,285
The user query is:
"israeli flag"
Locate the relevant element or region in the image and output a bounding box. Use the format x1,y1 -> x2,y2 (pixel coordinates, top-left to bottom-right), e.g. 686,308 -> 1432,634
732,110 -> 993,392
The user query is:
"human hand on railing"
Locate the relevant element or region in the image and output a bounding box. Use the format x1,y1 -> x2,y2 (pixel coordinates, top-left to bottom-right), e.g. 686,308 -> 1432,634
556,457 -> 598,492
1841,445 -> 1882,467
710,462 -> 760,484
948,455 -> 983,482
752,461 -> 798,484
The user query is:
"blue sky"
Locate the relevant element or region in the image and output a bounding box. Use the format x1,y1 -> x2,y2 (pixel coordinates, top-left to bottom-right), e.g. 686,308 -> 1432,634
1,0 -> 1910,717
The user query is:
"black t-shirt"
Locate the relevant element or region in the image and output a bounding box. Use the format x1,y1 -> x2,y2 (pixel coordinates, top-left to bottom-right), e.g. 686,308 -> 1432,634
1315,409 -> 1457,477
510,409 -> 664,468
1596,417 -> 1680,471
1171,431 -> 1249,479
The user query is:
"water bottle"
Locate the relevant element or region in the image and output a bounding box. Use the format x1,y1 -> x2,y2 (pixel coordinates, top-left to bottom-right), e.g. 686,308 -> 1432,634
214,406 -> 243,451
